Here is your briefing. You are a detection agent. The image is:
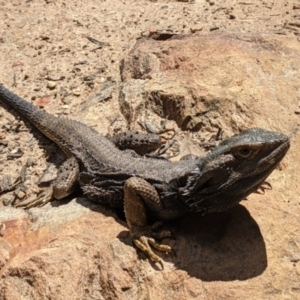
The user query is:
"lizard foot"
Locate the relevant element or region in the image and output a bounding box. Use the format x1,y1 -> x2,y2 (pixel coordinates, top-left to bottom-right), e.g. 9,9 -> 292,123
255,181 -> 272,194
15,188 -> 53,209
131,221 -> 175,266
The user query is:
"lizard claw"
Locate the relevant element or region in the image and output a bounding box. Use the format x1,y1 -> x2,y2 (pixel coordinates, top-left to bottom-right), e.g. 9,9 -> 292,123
255,181 -> 272,194
131,222 -> 174,265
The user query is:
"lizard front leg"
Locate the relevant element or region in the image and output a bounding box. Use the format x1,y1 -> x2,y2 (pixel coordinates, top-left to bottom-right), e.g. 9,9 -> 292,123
17,156 -> 79,208
109,131 -> 163,155
124,177 -> 173,265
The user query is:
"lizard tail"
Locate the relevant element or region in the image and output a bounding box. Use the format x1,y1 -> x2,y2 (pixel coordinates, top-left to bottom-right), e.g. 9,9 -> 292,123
0,83 -> 47,124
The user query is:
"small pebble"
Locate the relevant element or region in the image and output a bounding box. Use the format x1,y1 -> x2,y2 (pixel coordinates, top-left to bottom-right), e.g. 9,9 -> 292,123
47,81 -> 57,89
0,131 -> 6,139
190,25 -> 203,33
2,195 -> 13,206
72,88 -> 81,96
16,190 -> 26,199
26,157 -> 36,167
36,97 -> 52,107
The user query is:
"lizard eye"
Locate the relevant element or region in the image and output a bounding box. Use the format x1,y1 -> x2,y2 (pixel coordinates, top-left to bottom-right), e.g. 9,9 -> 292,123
237,147 -> 253,158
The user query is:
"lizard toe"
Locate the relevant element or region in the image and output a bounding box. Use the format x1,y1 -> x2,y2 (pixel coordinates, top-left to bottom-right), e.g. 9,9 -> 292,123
15,188 -> 53,209
131,224 -> 174,265
133,235 -> 172,266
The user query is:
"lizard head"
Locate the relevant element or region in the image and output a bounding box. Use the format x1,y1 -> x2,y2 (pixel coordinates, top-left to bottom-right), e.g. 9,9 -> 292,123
178,128 -> 290,213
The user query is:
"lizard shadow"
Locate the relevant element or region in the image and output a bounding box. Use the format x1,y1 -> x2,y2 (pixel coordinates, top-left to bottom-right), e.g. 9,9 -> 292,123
169,204 -> 267,281
54,196 -> 267,281
116,203 -> 267,281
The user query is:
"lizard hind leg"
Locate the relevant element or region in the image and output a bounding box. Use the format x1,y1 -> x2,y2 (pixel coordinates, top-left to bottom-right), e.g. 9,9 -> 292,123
53,156 -> 79,200
124,177 -> 173,265
16,156 -> 79,209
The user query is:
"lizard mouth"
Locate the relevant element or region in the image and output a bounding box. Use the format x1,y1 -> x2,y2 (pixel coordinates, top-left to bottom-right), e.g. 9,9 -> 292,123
258,137 -> 290,168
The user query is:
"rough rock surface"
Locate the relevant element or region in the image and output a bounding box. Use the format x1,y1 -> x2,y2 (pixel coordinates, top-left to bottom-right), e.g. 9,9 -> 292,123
0,32 -> 299,300
120,33 -> 298,135
0,1 -> 300,300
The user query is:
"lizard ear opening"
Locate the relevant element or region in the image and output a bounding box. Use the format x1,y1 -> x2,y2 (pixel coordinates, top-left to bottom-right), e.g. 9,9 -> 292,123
180,171 -> 214,196
197,176 -> 215,189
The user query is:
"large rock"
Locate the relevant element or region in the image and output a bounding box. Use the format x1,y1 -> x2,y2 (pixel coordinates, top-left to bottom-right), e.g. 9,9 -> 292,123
0,33 -> 299,299
120,33 -> 298,136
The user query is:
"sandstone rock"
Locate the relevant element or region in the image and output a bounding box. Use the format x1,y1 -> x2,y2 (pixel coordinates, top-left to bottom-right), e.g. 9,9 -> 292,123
1,33 -> 299,299
120,33 -> 299,137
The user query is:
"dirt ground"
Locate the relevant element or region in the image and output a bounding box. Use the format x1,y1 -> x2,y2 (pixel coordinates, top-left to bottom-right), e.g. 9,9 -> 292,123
0,0 -> 299,205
